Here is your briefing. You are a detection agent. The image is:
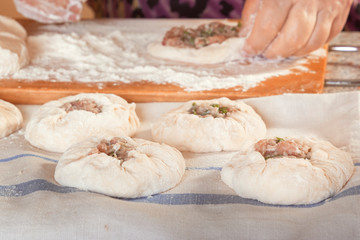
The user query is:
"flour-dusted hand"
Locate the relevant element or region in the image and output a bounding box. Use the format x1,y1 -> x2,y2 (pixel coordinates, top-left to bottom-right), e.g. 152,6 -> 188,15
13,0 -> 86,23
241,0 -> 353,58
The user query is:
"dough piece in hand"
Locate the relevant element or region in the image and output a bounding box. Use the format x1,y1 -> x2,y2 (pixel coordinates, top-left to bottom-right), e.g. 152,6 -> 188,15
151,97 -> 266,153
0,15 -> 27,40
221,137 -> 354,205
0,99 -> 23,138
0,16 -> 29,76
0,33 -> 29,76
25,93 -> 140,152
147,21 -> 245,64
54,135 -> 186,198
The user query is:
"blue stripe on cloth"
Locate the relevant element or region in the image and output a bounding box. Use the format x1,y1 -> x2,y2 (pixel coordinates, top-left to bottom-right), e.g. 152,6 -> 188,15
1,179 -> 360,208
128,185 -> 360,207
0,179 -> 81,197
0,154 -> 58,163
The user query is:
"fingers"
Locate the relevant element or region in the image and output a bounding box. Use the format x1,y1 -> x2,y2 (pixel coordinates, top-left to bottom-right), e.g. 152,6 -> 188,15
14,0 -> 83,23
295,0 -> 352,57
14,0 -> 53,23
68,0 -> 84,21
53,0 -> 69,8
240,0 -> 260,37
293,9 -> 333,56
326,0 -> 353,42
263,2 -> 317,58
243,0 -> 293,56
243,0 -> 353,59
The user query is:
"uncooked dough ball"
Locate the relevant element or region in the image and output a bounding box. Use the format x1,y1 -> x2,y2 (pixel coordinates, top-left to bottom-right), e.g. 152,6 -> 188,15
147,37 -> 245,64
0,15 -> 27,40
221,137 -> 354,205
151,97 -> 266,152
0,99 -> 23,138
25,93 -> 140,152
147,21 -> 245,64
0,32 -> 29,75
0,15 -> 29,76
55,135 -> 185,198
147,20 -> 245,64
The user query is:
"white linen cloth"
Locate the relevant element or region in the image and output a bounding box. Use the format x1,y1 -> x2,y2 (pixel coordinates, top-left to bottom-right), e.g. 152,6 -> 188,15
0,92 -> 359,240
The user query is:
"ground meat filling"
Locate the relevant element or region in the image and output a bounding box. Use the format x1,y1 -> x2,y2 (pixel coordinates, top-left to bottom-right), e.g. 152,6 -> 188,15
188,102 -> 238,118
255,138 -> 312,160
162,21 -> 241,49
89,137 -> 135,161
62,99 -> 102,114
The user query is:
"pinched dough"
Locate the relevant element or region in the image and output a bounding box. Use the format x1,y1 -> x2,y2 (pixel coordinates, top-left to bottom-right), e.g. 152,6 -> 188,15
0,99 -> 23,138
25,93 -> 140,152
54,135 -> 185,198
221,137 -> 354,205
151,97 -> 266,152
0,15 -> 29,76
0,33 -> 29,75
147,21 -> 245,64
147,37 -> 245,64
0,15 -> 27,40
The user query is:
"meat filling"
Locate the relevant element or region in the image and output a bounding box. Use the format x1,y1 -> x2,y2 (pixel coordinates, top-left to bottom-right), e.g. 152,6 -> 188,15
255,137 -> 312,159
62,99 -> 102,114
89,137 -> 135,161
162,21 -> 241,49
188,102 -> 237,118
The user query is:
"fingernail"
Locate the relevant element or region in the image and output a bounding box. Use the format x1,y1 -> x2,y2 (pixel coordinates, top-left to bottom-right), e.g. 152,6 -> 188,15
69,14 -> 79,22
68,1 -> 83,14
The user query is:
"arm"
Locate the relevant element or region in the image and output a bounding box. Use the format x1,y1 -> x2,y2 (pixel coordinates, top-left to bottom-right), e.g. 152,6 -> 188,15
13,0 -> 86,23
241,0 -> 354,58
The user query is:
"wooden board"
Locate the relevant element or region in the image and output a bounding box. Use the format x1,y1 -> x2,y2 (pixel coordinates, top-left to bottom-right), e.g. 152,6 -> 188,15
0,20 -> 326,105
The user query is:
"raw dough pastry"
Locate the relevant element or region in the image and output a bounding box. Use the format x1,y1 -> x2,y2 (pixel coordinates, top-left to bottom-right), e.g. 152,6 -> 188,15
221,137 -> 354,205
0,33 -> 29,75
151,97 -> 266,152
54,135 -> 185,198
0,15 -> 29,76
0,15 -> 27,40
147,37 -> 245,64
147,21 -> 245,64
25,93 -> 140,152
0,99 -> 23,138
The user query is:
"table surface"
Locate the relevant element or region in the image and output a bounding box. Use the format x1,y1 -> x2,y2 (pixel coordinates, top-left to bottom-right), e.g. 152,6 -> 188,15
324,32 -> 360,93
0,19 -> 328,104
0,31 -> 359,240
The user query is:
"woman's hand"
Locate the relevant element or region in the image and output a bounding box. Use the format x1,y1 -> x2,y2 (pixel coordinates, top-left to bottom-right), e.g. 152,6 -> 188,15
241,0 -> 353,58
14,0 -> 86,23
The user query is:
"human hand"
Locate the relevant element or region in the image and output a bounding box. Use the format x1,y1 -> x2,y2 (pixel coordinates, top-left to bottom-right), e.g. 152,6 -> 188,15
241,0 -> 353,58
13,0 -> 86,23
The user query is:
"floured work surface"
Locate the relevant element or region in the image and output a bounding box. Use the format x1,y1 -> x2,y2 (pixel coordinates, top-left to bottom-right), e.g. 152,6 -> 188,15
0,19 -> 327,104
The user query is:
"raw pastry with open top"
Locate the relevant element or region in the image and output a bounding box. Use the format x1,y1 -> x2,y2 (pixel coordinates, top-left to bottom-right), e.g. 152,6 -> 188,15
25,93 -> 140,152
151,97 -> 266,152
221,137 -> 354,205
55,135 -> 185,198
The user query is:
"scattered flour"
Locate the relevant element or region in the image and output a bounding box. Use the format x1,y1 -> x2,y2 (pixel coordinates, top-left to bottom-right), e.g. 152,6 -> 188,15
9,20 -> 325,92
